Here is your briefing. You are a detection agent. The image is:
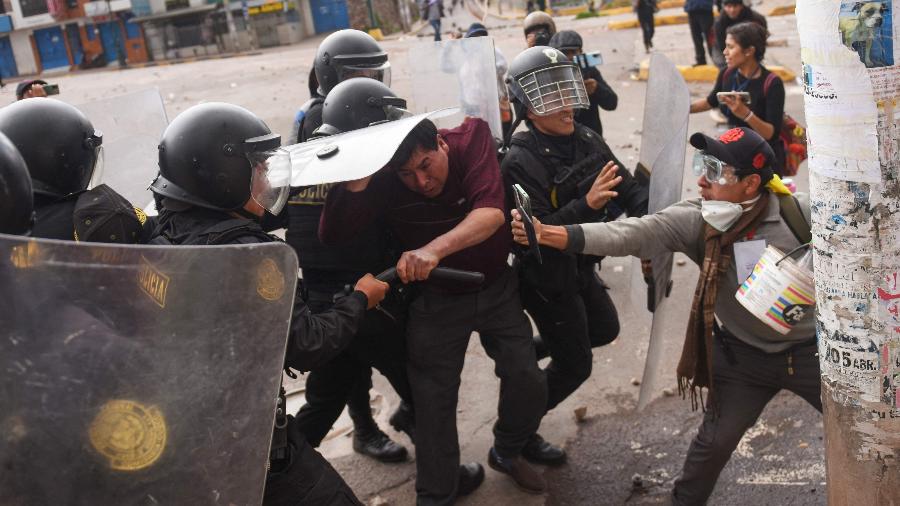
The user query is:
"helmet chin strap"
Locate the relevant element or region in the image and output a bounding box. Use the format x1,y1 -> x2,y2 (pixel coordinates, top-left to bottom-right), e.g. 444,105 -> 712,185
231,207 -> 263,222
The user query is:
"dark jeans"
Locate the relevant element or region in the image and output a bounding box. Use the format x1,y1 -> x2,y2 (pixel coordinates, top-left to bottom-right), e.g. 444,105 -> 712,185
522,270 -> 620,411
672,331 -> 822,505
637,6 -> 655,48
687,10 -> 715,65
430,19 -> 442,41
294,294 -> 413,446
264,417 -> 363,505
408,266 -> 546,505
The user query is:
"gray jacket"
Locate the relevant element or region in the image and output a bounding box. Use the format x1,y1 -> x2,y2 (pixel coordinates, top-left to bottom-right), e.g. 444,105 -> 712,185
564,194 -> 813,352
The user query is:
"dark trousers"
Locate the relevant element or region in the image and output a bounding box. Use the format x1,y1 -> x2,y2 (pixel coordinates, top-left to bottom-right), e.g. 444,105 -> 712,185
408,267 -> 546,505
637,6 -> 656,49
521,270 -> 620,411
264,417 -> 363,506
687,10 -> 715,65
294,295 -> 413,446
430,19 -> 442,41
672,331 -> 822,505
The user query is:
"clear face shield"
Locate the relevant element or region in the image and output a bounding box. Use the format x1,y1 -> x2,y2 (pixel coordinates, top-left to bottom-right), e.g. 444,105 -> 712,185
517,64 -> 589,116
335,58 -> 392,88
247,148 -> 292,216
84,130 -> 105,190
692,151 -> 741,186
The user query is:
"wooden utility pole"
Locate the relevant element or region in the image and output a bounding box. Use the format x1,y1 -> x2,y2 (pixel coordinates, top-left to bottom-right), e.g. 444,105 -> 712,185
796,0 -> 900,501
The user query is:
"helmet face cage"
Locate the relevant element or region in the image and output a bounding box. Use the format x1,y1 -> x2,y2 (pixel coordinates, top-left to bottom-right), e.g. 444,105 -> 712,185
517,64 -> 589,116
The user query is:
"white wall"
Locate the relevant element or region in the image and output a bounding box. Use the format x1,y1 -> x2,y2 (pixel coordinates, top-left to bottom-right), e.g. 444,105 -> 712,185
10,29 -> 37,75
8,0 -> 55,30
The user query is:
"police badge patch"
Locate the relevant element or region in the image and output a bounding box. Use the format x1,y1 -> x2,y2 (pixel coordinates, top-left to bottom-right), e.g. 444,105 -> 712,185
88,399 -> 167,471
257,258 -> 286,301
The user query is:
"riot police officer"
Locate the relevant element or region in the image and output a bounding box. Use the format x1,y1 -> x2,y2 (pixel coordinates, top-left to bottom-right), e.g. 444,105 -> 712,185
287,30 -> 409,463
0,99 -> 103,240
148,102 -> 390,504
501,46 -> 649,464
0,131 -> 33,235
292,29 -> 390,144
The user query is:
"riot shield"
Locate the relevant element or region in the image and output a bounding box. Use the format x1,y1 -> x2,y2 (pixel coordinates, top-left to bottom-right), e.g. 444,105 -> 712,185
75,89 -> 169,207
287,108 -> 457,187
632,53 -> 689,410
0,234 -> 297,504
408,36 -> 503,141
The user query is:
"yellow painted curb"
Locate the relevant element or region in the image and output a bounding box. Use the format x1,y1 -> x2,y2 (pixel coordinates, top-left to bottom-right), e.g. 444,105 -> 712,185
636,59 -> 797,82
768,4 -> 795,16
557,4 -> 588,15
609,12 -> 687,29
368,28 -> 384,41
598,0 -> 684,15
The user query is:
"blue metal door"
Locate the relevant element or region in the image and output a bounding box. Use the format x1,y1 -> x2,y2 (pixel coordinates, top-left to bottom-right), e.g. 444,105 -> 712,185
0,36 -> 17,78
98,22 -> 120,62
310,0 -> 349,33
65,24 -> 83,66
34,26 -> 69,70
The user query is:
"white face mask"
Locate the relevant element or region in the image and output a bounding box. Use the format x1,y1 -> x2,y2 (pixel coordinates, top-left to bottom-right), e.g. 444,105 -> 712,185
701,195 -> 761,232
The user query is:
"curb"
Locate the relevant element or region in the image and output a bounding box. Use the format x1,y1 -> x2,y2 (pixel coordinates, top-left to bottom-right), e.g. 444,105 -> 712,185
609,12 -> 687,29
636,60 -> 797,82
768,4 -> 796,16
126,51 -> 264,69
592,0 -> 686,17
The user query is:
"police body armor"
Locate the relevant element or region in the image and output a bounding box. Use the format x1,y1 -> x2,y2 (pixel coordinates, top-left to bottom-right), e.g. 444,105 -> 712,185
0,233 -> 297,504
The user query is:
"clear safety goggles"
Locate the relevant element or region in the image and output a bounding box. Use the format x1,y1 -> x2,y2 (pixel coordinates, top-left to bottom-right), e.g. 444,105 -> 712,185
248,147 -> 292,215
516,64 -> 589,116
336,60 -> 391,88
692,151 -> 740,186
84,130 -> 105,190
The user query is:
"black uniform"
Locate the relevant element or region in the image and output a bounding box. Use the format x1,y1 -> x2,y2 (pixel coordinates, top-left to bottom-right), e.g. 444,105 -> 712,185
285,184 -> 412,446
576,66 -> 618,138
502,123 -> 648,411
151,206 -> 367,505
31,193 -> 80,240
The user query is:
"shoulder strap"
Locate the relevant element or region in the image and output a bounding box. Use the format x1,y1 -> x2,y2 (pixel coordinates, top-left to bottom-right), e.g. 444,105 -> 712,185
762,72 -> 777,97
722,67 -> 736,89
777,193 -> 812,245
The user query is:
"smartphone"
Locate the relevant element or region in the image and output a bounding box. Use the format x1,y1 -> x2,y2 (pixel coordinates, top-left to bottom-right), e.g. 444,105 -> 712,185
716,91 -> 751,105
574,52 -> 603,69
42,83 -> 60,95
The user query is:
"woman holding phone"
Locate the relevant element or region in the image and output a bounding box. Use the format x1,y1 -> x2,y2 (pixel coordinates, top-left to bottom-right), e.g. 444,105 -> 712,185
690,22 -> 786,175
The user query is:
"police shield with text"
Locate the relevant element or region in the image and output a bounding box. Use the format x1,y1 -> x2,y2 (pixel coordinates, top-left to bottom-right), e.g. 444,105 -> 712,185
501,46 -> 649,463
288,78 -> 415,463
148,102 -> 390,504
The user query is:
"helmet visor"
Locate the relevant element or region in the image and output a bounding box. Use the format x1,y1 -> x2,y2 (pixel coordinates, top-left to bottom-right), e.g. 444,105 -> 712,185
84,130 -> 104,190
337,61 -> 392,88
517,64 -> 589,116
248,148 -> 292,215
692,151 -> 739,185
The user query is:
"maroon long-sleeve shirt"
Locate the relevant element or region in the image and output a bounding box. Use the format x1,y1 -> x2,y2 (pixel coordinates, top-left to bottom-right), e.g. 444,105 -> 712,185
319,118 -> 510,290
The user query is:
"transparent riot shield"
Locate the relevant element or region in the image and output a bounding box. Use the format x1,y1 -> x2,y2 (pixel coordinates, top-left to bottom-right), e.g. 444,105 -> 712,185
287,108 -> 457,187
632,53 -> 689,409
76,89 -> 169,207
408,37 -> 503,141
0,234 -> 297,504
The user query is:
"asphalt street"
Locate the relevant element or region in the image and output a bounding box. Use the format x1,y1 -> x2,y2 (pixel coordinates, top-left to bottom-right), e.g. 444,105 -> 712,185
7,2 -> 826,503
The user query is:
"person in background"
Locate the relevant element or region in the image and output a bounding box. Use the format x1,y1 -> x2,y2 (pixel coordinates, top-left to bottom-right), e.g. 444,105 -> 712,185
712,0 -> 768,68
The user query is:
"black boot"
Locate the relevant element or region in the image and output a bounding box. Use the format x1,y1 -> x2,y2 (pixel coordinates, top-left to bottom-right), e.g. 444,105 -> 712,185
348,388 -> 407,463
388,400 -> 416,443
521,433 -> 567,466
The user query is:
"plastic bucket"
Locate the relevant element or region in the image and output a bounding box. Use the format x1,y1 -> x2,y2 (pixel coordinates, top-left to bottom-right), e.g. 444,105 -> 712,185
735,245 -> 815,335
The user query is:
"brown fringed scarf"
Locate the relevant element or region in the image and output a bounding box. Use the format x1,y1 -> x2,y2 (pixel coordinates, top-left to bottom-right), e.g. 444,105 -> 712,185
677,192 -> 770,410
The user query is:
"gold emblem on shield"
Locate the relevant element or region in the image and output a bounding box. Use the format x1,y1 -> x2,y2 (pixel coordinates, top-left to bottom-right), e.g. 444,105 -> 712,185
88,399 -> 167,471
10,241 -> 41,269
257,258 -> 286,301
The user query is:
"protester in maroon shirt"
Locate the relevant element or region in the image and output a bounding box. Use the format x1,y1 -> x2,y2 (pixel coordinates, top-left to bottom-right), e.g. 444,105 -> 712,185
321,117 -> 548,502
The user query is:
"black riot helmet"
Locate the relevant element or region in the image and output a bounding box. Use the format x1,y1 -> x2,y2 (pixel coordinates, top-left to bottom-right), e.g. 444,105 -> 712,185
0,98 -> 103,199
507,46 -> 589,117
314,78 -> 410,137
151,103 -> 292,215
314,29 -> 390,96
0,132 -> 34,235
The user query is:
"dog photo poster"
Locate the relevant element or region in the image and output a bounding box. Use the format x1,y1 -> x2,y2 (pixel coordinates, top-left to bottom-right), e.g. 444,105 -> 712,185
839,0 -> 894,67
